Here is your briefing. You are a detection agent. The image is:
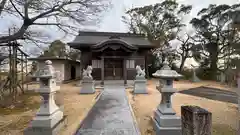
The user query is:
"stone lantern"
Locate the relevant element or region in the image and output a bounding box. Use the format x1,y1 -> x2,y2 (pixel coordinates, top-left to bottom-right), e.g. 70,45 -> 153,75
24,60 -> 64,135
152,60 -> 182,135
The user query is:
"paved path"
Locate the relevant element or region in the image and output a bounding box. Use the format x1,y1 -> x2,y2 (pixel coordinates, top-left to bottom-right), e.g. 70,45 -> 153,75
179,86 -> 238,104
75,83 -> 140,135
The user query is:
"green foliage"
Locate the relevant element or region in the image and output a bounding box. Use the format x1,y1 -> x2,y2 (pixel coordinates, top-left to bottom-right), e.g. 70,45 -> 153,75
40,40 -> 67,58
190,3 -> 240,80
180,69 -> 192,80
68,48 -> 81,60
123,0 -> 192,73
39,40 -> 81,60
123,0 -> 192,46
196,67 -> 213,80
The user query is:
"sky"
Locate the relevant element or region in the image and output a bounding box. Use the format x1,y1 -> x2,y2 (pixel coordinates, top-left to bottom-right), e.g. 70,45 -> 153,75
96,0 -> 239,67
0,0 -> 239,65
98,0 -> 239,32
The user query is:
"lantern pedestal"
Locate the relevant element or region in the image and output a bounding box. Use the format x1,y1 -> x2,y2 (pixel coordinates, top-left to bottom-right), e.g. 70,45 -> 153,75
153,87 -> 181,135
80,76 -> 95,94
24,60 -> 64,135
134,76 -> 147,94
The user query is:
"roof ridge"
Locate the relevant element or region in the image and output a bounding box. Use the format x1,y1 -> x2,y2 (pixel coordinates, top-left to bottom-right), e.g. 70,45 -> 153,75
78,31 -> 145,37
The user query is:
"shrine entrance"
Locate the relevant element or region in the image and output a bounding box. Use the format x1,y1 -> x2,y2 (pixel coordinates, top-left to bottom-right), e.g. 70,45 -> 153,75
91,38 -> 139,85
104,58 -> 123,80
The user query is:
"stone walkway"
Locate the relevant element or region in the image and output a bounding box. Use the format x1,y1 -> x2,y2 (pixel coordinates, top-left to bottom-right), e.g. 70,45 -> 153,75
75,83 -> 140,135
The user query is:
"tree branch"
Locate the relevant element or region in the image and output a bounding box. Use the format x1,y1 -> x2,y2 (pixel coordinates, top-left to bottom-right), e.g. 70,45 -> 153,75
9,0 -> 24,18
0,0 -> 7,15
24,0 -> 34,18
0,25 -> 29,43
31,4 -> 62,21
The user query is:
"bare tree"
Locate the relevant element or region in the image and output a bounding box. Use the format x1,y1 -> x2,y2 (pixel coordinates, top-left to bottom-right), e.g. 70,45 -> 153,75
176,33 -> 194,72
0,0 -> 7,15
0,0 -> 111,43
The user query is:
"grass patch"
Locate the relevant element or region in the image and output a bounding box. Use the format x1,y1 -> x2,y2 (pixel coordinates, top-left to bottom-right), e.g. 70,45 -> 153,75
212,124 -> 236,135
0,91 -> 41,115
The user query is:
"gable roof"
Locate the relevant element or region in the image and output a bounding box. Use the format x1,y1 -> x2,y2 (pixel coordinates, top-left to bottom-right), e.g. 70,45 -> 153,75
68,31 -> 155,49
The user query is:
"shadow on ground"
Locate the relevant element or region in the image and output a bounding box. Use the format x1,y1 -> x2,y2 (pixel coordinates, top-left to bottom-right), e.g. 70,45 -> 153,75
179,86 -> 238,104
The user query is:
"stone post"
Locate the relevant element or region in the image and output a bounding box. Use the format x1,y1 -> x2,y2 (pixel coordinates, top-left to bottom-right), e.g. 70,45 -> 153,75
152,60 -> 182,135
24,60 -> 65,135
191,67 -> 200,82
181,105 -> 212,135
220,72 -> 226,83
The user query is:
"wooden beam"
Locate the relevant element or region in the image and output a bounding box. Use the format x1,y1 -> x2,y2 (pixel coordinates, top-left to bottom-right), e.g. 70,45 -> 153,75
100,55 -> 145,59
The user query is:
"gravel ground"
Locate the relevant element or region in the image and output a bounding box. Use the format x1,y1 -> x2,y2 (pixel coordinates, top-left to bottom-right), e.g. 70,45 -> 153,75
127,79 -> 239,135
0,81 -> 99,135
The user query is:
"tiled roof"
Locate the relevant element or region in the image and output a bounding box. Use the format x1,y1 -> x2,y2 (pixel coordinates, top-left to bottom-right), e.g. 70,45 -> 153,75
28,57 -> 80,63
68,31 -> 154,48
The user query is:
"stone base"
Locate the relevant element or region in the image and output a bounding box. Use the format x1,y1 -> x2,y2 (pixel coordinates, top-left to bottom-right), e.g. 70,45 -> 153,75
153,110 -> 181,135
24,116 -> 66,135
134,79 -> 147,94
31,110 -> 63,128
191,76 -> 201,82
80,80 -> 95,94
154,110 -> 181,127
153,118 -> 182,135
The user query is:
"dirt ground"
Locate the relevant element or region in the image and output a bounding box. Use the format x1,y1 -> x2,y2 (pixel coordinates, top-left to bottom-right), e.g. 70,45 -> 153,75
0,81 -> 100,135
127,79 -> 239,135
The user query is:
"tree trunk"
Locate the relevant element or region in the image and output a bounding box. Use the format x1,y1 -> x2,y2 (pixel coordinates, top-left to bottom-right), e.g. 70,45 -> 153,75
179,56 -> 187,72
209,44 -> 218,80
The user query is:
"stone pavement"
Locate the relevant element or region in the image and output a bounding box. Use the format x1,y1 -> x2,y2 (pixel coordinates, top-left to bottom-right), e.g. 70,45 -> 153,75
75,82 -> 140,135
179,86 -> 238,104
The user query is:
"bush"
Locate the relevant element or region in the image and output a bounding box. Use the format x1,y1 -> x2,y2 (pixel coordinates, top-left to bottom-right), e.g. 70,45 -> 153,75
197,67 -> 213,80
181,69 -> 192,80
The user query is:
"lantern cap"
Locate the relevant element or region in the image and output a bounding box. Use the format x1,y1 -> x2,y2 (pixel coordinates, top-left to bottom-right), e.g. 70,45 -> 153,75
152,60 -> 182,79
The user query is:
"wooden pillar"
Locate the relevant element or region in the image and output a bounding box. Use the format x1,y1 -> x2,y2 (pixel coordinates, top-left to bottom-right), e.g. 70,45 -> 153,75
101,57 -> 104,85
123,59 -> 127,85
181,105 -> 212,135
145,54 -> 149,79
79,62 -> 83,80
237,72 -> 240,111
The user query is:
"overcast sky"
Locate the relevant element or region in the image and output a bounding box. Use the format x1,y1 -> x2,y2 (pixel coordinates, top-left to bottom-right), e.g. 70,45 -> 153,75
52,0 -> 239,43
98,0 -> 239,32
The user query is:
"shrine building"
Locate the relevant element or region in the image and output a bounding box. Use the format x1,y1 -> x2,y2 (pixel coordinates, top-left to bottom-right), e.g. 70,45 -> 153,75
68,31 -> 156,84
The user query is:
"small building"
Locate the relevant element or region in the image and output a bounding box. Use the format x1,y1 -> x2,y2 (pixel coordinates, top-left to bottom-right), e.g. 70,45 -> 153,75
68,31 -> 156,84
28,57 -> 81,82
